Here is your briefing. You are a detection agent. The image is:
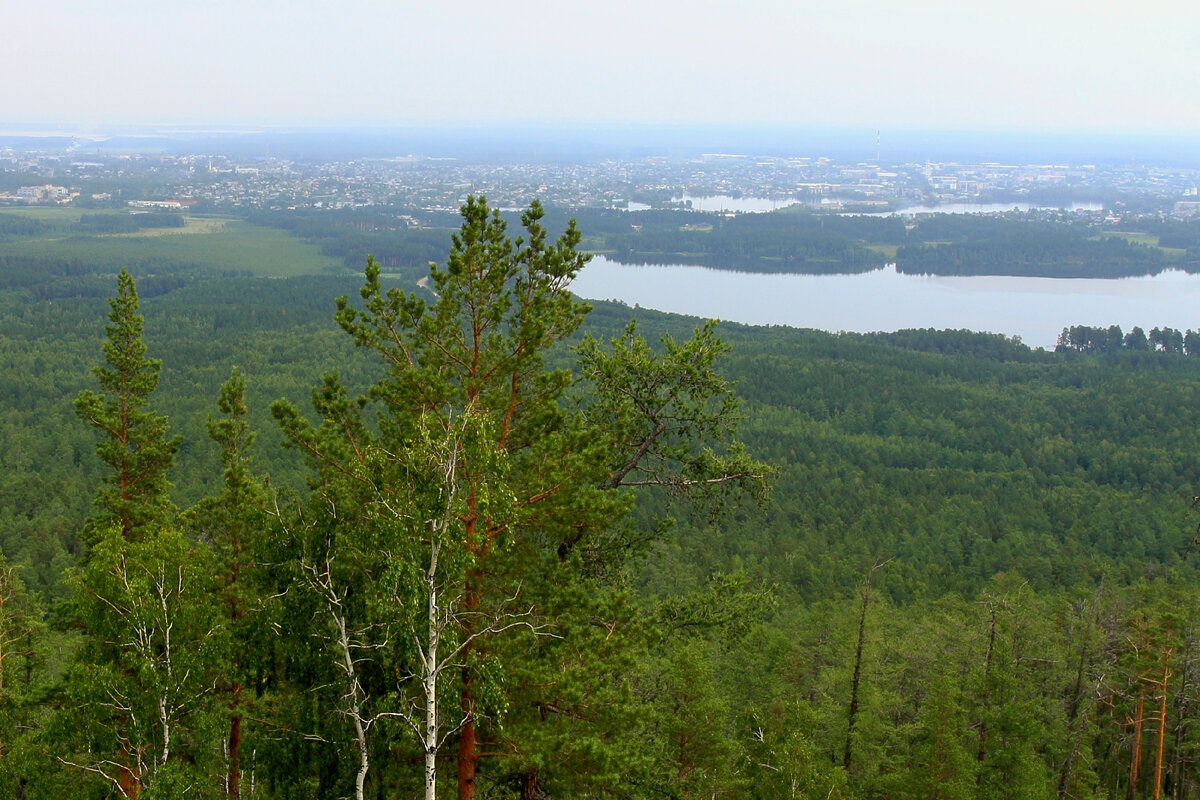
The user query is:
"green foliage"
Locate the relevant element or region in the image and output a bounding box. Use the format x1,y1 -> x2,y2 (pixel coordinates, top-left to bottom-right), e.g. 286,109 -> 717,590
11,198 -> 1200,798
74,269 -> 181,541
577,319 -> 771,507
75,212 -> 186,234
0,214 -> 51,237
268,198 -> 774,799
58,525 -> 224,797
271,197 -> 632,799
188,367 -> 270,568
0,211 -> 341,282
596,208 -> 890,273
896,217 -> 1178,277
246,207 -> 458,280
183,368 -> 273,800
633,639 -> 748,797
1056,323 -> 1198,355
557,208 -> 1199,278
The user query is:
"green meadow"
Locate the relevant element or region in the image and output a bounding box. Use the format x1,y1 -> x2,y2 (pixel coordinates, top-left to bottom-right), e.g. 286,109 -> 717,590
0,208 -> 342,276
1096,230 -> 1190,258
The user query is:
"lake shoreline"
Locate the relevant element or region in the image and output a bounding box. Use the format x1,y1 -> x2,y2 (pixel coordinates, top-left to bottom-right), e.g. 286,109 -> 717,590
573,257 -> 1200,350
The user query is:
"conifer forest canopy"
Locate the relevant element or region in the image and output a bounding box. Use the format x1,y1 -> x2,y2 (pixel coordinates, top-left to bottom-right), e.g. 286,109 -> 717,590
2,193 -> 1200,799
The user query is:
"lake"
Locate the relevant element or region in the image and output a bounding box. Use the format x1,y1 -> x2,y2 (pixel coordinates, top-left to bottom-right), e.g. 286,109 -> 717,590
631,196 -> 1105,215
571,257 -> 1200,350
672,194 -> 801,213
852,201 -> 1105,216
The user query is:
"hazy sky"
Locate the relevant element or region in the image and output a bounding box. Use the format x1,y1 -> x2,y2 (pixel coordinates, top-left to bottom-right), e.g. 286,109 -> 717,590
6,0 -> 1200,134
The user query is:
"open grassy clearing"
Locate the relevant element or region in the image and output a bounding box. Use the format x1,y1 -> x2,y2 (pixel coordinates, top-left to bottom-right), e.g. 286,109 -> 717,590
1094,231 -> 1188,258
0,212 -> 342,276
863,243 -> 899,259
111,215 -> 231,236
1099,231 -> 1157,245
128,219 -> 343,275
2,206 -> 229,236
0,205 -> 89,223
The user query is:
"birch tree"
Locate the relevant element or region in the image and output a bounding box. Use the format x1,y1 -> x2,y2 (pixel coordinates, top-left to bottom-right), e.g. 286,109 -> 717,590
62,526 -> 224,797
274,196 -> 621,800
274,197 -> 769,799
63,270 -> 223,798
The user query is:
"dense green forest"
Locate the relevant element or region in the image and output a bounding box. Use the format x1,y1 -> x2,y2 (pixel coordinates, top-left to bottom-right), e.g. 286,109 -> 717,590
9,203 -> 1200,279
894,218 -> 1173,278
239,204 -> 1200,278
3,202 -> 1200,799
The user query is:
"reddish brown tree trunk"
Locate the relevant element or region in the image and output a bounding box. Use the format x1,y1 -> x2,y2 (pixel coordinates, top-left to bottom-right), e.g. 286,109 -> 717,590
521,769 -> 543,800
1130,694 -> 1145,800
1153,653 -> 1172,800
457,667 -> 476,800
457,557 -> 482,800
119,757 -> 140,799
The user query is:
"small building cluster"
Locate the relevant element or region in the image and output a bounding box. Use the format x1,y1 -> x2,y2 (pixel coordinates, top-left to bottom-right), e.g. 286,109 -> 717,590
0,184 -> 75,204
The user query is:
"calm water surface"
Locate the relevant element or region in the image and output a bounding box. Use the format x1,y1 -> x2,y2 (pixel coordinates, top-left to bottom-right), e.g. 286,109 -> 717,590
857,201 -> 1105,216
672,194 -> 801,212
572,257 -> 1200,350
628,196 -> 1105,215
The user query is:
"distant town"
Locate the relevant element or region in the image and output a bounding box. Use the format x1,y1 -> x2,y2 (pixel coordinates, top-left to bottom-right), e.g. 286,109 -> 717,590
2,136 -> 1198,220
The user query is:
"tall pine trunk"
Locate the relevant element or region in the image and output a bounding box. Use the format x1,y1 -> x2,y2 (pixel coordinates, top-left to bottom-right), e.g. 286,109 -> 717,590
1153,652 -> 1172,800
1130,693 -> 1145,800
458,563 -> 482,800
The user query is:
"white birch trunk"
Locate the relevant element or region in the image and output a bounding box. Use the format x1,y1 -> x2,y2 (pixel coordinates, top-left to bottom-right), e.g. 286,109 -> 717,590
334,607 -> 370,800
424,536 -> 441,800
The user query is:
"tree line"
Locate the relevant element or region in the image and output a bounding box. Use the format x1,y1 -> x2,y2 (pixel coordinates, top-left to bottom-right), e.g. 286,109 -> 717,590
237,204 -> 1200,278
1055,324 -> 1200,355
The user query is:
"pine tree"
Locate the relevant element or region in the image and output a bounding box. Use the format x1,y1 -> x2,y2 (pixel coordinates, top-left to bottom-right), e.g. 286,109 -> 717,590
186,368 -> 270,800
59,270 -> 223,798
0,551 -> 44,786
74,268 -> 180,542
273,197 -> 769,800
272,198 -> 618,800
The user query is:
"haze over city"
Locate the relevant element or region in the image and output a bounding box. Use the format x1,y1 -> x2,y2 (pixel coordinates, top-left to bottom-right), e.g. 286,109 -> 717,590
6,0 -> 1200,138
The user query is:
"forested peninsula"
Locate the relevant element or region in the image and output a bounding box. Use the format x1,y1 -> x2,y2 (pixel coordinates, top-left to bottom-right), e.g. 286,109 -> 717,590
2,202 -> 1200,798
236,204 -> 1200,279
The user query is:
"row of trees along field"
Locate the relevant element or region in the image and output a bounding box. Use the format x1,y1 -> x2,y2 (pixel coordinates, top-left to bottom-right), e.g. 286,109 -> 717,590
3,200 -> 1200,797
